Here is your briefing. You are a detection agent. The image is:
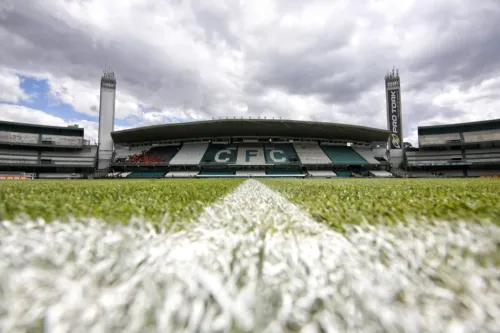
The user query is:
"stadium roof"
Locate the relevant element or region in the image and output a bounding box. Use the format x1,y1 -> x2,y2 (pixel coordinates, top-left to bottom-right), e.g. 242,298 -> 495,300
419,118 -> 500,135
0,120 -> 84,135
111,119 -> 390,143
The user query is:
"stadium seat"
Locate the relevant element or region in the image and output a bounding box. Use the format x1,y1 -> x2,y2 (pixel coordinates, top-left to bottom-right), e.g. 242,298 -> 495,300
236,144 -> 266,165
372,148 -> 388,162
462,130 -> 500,143
266,170 -> 304,177
148,145 -> 180,162
307,170 -> 337,177
0,149 -> 39,165
352,148 -> 380,164
465,148 -> 500,163
334,170 -> 352,177
293,142 -> 332,164
169,143 -> 209,165
126,151 -> 163,164
201,144 -> 238,165
264,144 -> 300,165
407,171 -> 436,178
127,172 -> 165,178
198,170 -> 235,177
114,146 -> 151,164
406,150 -> 464,166
407,170 -> 465,178
40,146 -> 97,166
321,145 -> 368,165
107,172 -> 121,178
165,171 -> 199,178
0,171 -> 31,179
467,169 -> 500,177
235,170 -> 266,177
369,170 -> 393,177
38,173 -> 83,179
419,133 -> 461,146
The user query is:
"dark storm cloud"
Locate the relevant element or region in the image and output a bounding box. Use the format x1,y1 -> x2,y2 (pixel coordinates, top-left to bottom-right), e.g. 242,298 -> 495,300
1,0 -> 500,144
407,9 -> 500,87
243,0 -> 500,118
190,0 -> 243,48
0,0 -> 228,111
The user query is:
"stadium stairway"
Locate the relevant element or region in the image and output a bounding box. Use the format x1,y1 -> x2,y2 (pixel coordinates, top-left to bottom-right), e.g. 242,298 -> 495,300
264,144 -> 300,165
169,143 -> 209,165
352,147 -> 380,164
321,145 -> 369,165
293,142 -> 332,164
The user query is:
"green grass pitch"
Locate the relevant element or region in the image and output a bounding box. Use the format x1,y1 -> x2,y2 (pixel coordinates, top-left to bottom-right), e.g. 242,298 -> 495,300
0,178 -> 499,333
264,178 -> 500,231
1,178 -> 499,227
0,179 -> 244,224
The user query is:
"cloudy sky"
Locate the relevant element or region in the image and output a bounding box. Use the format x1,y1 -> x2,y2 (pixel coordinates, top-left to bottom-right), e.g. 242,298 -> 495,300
1,0 -> 499,145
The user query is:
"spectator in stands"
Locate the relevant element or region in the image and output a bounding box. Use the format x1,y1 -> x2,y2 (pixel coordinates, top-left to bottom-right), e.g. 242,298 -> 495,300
126,150 -> 164,164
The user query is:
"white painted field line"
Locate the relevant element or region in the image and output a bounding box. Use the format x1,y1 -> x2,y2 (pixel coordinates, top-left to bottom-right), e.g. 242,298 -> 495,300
0,179 -> 499,333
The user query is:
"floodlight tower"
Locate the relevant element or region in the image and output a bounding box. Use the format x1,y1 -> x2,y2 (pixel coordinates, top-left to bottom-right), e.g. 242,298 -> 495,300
385,67 -> 404,168
97,68 -> 116,170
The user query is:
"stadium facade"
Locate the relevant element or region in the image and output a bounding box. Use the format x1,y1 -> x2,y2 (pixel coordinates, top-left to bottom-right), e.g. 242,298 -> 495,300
1,68 -> 499,179
406,119 -> 500,178
0,120 -> 96,179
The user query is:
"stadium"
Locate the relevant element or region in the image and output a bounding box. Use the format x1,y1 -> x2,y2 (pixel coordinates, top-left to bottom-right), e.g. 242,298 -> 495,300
0,68 -> 499,179
0,69 -> 499,333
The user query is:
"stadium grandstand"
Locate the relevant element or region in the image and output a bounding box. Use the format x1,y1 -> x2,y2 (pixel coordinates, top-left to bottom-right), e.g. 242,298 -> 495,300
0,120 -> 96,179
3,69 -> 499,179
107,119 -> 392,178
405,118 -> 500,178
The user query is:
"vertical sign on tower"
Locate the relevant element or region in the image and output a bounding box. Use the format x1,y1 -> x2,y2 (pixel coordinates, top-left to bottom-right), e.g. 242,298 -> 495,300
98,68 -> 116,170
385,67 -> 403,150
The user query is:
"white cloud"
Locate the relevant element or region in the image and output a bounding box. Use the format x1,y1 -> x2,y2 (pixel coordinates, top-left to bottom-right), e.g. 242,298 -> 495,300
0,104 -> 99,143
46,75 -> 142,120
0,0 -> 498,146
0,69 -> 29,103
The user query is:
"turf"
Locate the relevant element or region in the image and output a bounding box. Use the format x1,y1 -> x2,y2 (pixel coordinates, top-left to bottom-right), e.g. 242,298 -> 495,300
0,179 -> 498,333
263,178 -> 500,231
0,179 -> 243,225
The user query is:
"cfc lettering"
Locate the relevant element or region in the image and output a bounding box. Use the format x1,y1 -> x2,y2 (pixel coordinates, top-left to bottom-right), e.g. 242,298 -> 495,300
245,150 -> 258,162
269,150 -> 286,163
214,149 -> 231,163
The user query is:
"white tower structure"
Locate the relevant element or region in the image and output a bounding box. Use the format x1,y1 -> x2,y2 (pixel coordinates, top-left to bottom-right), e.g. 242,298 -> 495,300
98,68 -> 116,170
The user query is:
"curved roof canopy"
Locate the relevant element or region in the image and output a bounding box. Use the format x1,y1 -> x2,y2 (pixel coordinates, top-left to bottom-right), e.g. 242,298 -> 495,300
418,118 -> 500,135
0,120 -> 83,136
111,119 -> 389,144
